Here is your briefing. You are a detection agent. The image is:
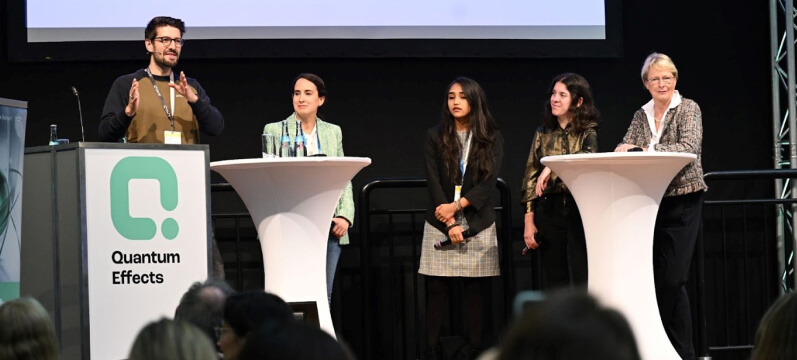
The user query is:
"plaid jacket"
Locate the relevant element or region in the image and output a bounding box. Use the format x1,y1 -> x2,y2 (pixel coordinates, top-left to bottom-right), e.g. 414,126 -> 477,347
619,96 -> 708,197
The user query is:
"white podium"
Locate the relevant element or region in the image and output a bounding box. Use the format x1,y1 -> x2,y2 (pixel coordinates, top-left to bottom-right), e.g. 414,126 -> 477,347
541,152 -> 696,360
210,157 -> 371,338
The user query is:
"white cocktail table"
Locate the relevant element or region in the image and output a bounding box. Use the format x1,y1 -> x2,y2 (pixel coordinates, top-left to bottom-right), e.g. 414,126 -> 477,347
541,152 -> 696,360
210,157 -> 371,338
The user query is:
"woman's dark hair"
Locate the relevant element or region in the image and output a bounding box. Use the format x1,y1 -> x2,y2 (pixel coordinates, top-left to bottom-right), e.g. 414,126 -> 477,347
294,73 -> 327,120
294,73 -> 327,98
239,320 -> 354,360
223,290 -> 294,337
145,16 -> 186,40
751,292 -> 797,360
498,291 -> 640,360
542,73 -> 600,133
439,77 -> 499,183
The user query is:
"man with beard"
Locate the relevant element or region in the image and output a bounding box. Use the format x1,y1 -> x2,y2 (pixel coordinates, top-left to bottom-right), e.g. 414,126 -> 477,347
99,16 -> 224,144
99,17 -> 226,279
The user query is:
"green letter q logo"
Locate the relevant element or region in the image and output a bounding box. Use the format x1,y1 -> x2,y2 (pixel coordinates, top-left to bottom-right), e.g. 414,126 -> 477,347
110,156 -> 179,240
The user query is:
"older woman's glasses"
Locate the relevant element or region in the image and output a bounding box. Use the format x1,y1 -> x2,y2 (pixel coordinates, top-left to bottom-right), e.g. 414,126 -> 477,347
153,37 -> 185,47
647,76 -> 674,85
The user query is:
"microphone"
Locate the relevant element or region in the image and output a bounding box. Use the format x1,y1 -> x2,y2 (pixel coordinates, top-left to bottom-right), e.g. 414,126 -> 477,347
434,228 -> 475,249
521,246 -> 532,256
71,86 -> 86,142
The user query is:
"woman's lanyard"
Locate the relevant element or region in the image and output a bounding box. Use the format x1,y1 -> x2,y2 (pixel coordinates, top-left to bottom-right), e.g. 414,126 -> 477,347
144,68 -> 175,131
306,124 -> 322,155
455,132 -> 472,201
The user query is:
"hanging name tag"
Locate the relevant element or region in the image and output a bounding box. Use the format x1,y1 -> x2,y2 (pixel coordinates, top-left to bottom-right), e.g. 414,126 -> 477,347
164,131 -> 182,144
454,185 -> 462,202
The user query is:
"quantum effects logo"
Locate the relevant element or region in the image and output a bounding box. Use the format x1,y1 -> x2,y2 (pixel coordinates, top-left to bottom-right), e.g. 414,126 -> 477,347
110,157 -> 179,240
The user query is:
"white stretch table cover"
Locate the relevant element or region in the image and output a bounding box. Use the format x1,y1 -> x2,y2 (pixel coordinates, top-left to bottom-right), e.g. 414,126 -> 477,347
541,152 -> 696,360
210,157 -> 371,338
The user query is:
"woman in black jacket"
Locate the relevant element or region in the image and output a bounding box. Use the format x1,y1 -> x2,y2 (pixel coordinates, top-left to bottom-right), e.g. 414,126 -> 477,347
419,77 -> 503,360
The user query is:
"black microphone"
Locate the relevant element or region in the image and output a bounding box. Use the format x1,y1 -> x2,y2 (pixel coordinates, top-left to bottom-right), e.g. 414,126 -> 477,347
434,228 -> 475,249
71,86 -> 85,142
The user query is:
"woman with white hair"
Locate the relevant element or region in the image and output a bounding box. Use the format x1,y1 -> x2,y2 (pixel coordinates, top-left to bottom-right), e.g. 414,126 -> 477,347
615,52 -> 707,360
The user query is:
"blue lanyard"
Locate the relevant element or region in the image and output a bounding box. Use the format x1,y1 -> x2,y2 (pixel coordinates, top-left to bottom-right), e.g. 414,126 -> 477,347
459,132 -> 472,185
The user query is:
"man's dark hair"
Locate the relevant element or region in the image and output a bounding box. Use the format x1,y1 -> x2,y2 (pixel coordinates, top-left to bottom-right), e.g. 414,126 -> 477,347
498,290 -> 641,360
223,290 -> 294,338
145,16 -> 186,40
174,279 -> 235,343
239,320 -> 353,360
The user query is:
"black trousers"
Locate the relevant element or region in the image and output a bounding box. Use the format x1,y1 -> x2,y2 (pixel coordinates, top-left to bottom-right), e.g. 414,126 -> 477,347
654,191 -> 703,360
533,193 -> 588,289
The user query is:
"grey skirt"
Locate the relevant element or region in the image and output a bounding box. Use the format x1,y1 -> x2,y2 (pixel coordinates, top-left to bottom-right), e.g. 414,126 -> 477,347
418,215 -> 500,277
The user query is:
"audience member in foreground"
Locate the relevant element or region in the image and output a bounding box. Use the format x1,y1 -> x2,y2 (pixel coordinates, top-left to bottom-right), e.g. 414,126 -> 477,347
217,290 -> 294,360
751,291 -> 797,360
128,318 -> 216,360
239,320 -> 354,360
174,278 -> 235,352
497,291 -> 640,360
0,297 -> 59,360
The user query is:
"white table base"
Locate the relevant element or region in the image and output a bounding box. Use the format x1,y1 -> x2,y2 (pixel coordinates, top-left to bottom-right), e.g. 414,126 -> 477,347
542,152 -> 696,360
211,157 -> 371,338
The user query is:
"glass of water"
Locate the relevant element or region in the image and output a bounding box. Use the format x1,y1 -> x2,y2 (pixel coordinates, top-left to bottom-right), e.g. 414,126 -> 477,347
262,134 -> 277,158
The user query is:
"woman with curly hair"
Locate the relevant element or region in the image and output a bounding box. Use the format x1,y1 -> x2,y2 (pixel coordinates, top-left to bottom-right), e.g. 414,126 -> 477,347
521,72 -> 599,290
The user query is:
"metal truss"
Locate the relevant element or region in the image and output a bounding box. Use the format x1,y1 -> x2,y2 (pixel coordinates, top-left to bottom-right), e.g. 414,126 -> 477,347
770,0 -> 797,292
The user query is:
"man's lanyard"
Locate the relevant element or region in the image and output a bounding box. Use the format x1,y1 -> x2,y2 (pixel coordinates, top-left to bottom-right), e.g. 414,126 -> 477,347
145,68 -> 175,131
459,132 -> 473,185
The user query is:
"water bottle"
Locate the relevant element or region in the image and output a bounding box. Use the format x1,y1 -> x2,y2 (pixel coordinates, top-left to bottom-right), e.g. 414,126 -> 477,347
294,120 -> 306,157
280,120 -> 293,157
49,124 -> 58,145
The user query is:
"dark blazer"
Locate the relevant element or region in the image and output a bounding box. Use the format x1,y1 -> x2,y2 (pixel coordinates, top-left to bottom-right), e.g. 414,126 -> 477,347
424,125 -> 504,235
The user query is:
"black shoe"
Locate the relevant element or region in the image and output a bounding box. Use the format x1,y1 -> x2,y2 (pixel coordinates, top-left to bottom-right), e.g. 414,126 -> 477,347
425,344 -> 442,360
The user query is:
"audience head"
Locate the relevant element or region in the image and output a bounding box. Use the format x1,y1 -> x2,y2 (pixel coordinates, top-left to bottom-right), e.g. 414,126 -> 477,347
293,73 -> 327,121
128,318 -> 217,360
498,291 -> 640,360
0,297 -> 59,360
174,279 -> 235,348
751,291 -> 797,360
239,320 -> 353,360
543,72 -> 599,133
218,290 -> 294,360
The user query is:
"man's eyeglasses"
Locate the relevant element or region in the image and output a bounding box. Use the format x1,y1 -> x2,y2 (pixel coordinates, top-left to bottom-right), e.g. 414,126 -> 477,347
214,326 -> 227,340
646,76 -> 675,85
153,37 -> 185,47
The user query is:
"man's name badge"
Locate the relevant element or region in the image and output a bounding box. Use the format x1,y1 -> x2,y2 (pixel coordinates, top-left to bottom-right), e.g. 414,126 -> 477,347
164,131 -> 182,145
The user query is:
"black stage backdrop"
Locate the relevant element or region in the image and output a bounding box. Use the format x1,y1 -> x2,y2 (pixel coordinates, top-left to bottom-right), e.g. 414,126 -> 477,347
0,0 -> 775,358
0,0 -> 773,208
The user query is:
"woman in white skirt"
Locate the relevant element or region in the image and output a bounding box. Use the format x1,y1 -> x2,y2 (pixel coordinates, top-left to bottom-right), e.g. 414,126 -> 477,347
420,77 -> 504,360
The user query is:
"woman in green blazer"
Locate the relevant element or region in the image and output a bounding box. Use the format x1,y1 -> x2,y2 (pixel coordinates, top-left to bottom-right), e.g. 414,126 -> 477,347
262,74 -> 355,305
